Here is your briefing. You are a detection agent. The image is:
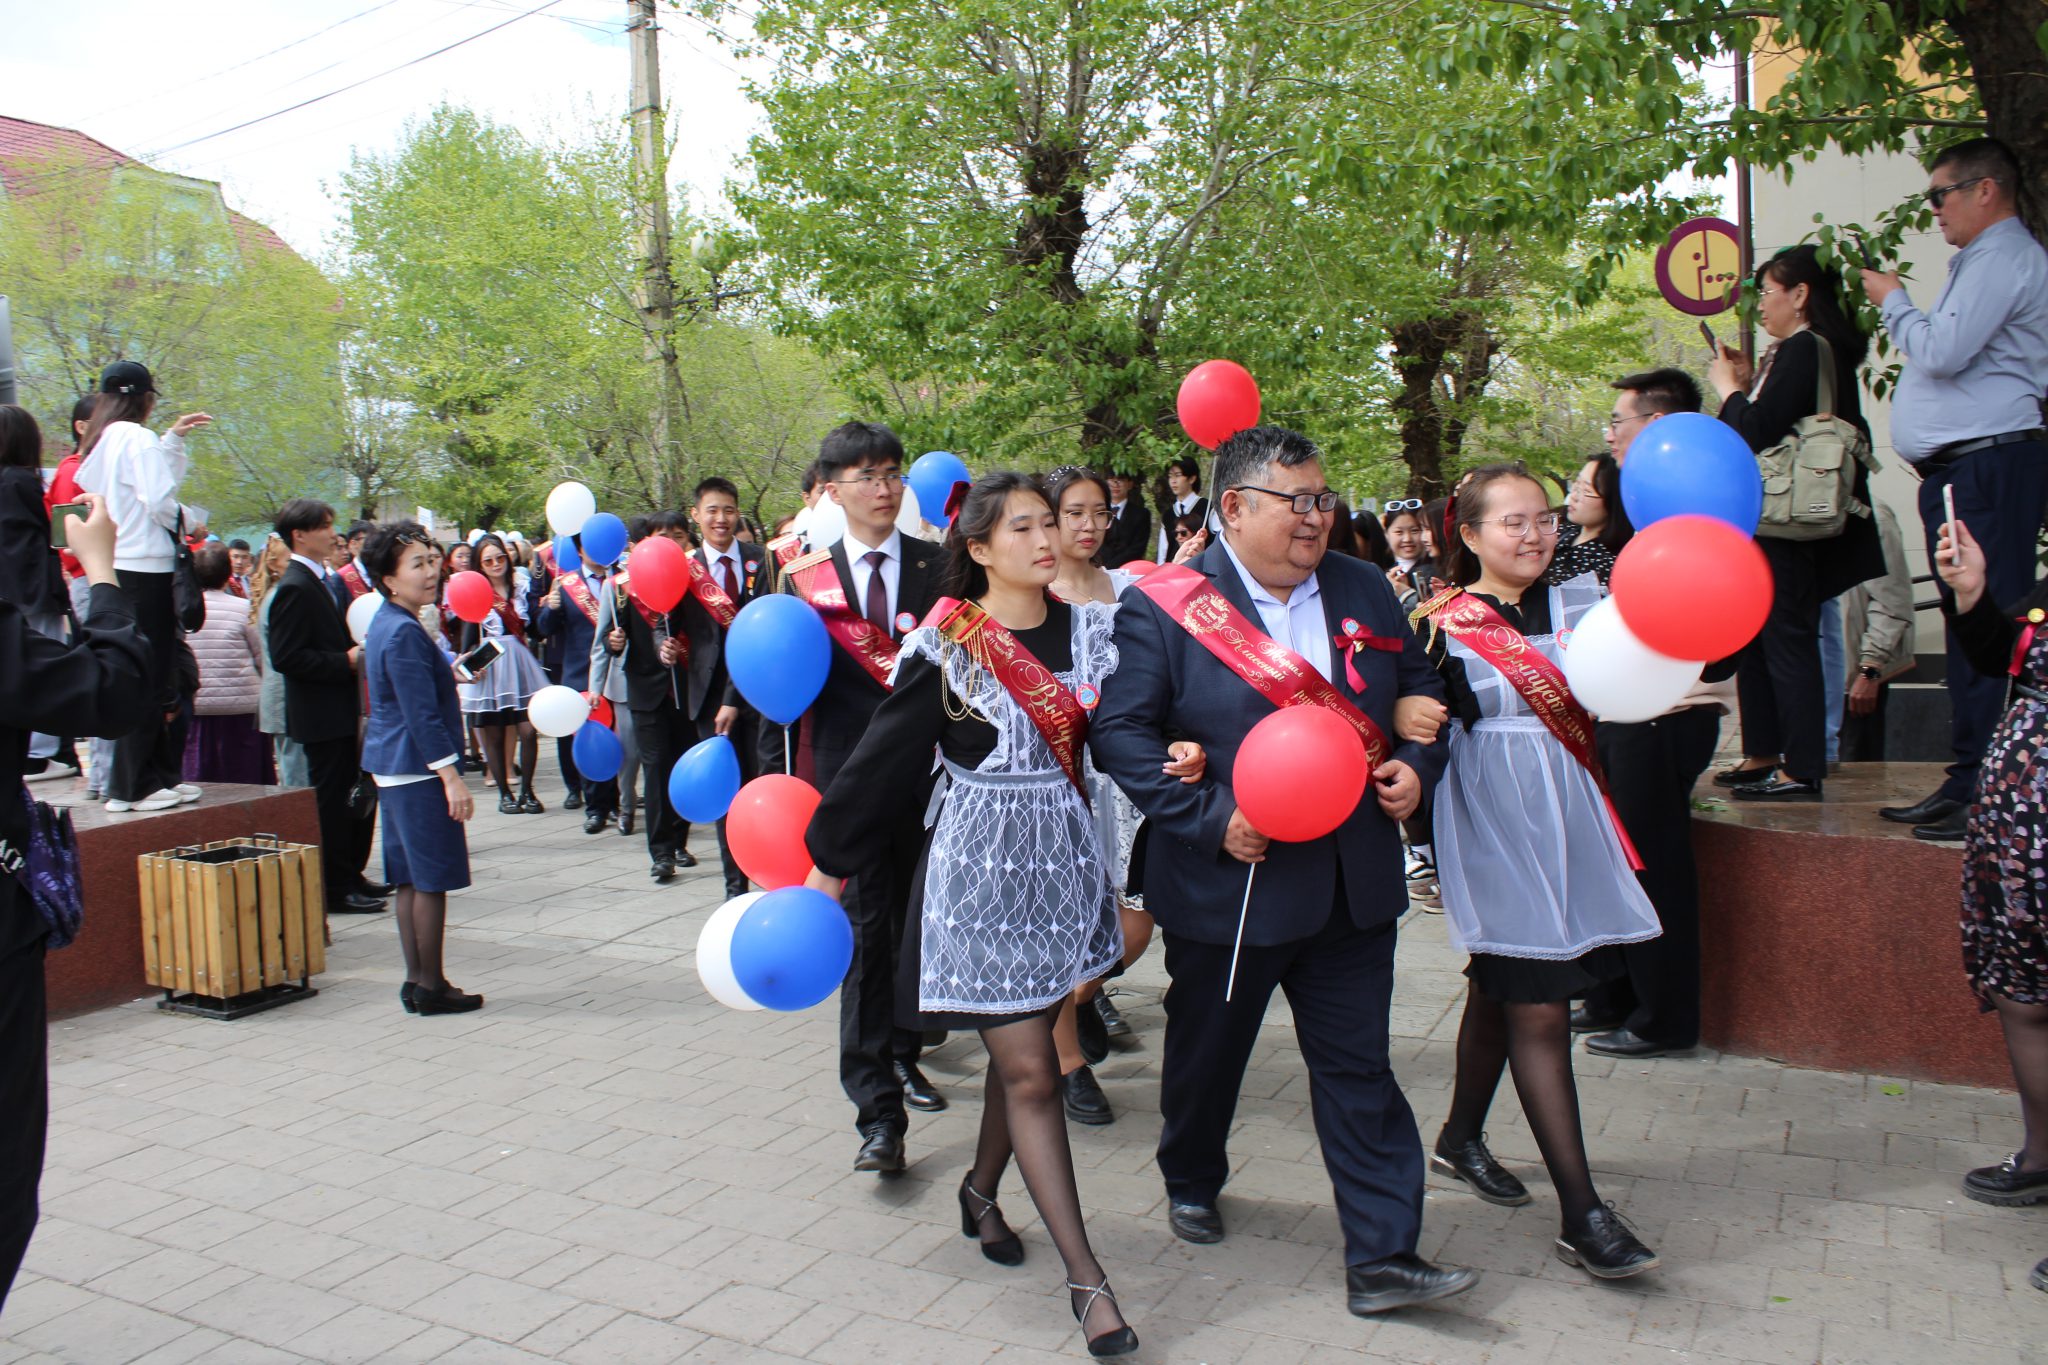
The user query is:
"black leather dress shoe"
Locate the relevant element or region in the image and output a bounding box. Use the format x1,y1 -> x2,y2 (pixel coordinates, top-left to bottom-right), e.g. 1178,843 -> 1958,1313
1344,1254 -> 1479,1314
564,790 -> 584,811
618,808 -> 636,837
1731,775 -> 1822,802
1556,1205 -> 1659,1278
1167,1200 -> 1223,1244
651,857 -> 676,882
357,880 -> 394,897
1711,761 -> 1779,788
1880,791 -> 1962,825
1095,994 -> 1132,1039
583,809 -> 606,834
1061,1065 -> 1114,1125
854,1123 -> 906,1175
1076,996 -> 1110,1065
724,880 -> 750,900
2031,1256 -> 2047,1293
1963,1154 -> 2048,1207
1913,807 -> 1969,842
1584,1027 -> 1688,1059
1569,1005 -> 1623,1034
675,849 -> 698,868
895,1060 -> 948,1113
1430,1133 -> 1531,1206
333,892 -> 386,914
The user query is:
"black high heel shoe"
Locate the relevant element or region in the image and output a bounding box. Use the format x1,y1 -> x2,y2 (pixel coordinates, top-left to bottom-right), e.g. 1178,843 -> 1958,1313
957,1174 -> 1023,1266
1067,1277 -> 1137,1358
400,982 -> 417,1014
415,984 -> 484,1015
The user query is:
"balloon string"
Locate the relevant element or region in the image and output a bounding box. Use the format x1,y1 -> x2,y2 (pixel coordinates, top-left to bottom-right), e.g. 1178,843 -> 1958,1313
1225,862 -> 1256,1003
784,726 -> 792,777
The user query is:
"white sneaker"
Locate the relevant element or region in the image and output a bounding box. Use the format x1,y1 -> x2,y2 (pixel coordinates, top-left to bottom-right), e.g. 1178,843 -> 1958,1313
173,784 -> 202,803
25,764 -> 80,784
106,790 -> 182,814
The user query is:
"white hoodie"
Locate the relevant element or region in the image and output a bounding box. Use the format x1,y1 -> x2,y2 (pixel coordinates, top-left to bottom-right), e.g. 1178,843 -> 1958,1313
75,421 -> 190,573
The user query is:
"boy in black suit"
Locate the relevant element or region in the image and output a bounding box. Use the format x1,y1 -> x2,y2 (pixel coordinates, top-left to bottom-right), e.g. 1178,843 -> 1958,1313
686,477 -> 768,898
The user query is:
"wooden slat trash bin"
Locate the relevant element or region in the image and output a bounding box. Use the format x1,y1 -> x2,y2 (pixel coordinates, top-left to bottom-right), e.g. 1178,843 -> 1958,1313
139,836 -> 325,1019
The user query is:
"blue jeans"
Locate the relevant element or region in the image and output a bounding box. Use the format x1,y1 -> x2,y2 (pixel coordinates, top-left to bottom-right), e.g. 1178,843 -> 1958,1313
1819,596 -> 1846,765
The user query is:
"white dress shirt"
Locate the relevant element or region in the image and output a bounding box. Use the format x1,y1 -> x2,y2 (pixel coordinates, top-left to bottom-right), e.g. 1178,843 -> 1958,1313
289,552 -> 330,580
700,542 -> 743,599
1218,532 -> 1334,683
841,527 -> 902,623
1158,492 -> 1203,560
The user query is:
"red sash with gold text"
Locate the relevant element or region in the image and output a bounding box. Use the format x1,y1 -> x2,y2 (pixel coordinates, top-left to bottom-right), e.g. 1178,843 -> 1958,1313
928,597 -> 1091,799
1424,588 -> 1644,871
338,562 -> 370,601
559,570 -> 602,626
685,553 -> 740,628
784,549 -> 899,688
1134,563 -> 1390,769
767,533 -> 805,569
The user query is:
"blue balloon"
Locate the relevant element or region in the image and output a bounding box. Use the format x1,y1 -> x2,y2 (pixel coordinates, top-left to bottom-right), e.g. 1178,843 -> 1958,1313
669,736 -> 741,823
727,887 -> 854,1011
1618,412 -> 1763,534
552,533 -> 579,572
907,450 -> 971,528
727,595 -> 832,725
571,721 -> 623,784
579,512 -> 628,566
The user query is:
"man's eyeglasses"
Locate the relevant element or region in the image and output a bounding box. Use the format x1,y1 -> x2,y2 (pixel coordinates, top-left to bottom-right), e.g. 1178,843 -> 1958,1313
836,470 -> 905,491
1234,485 -> 1339,515
1926,176 -> 1995,210
1474,513 -> 1564,537
1059,509 -> 1113,528
1383,497 -> 1424,512
1603,412 -> 1651,435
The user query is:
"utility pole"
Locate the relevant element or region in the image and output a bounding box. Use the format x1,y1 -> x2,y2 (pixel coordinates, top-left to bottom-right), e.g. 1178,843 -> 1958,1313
627,0 -> 684,504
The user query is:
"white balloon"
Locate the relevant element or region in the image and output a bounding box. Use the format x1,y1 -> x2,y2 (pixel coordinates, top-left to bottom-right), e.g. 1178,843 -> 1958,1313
808,489 -> 847,548
790,505 -> 813,536
545,481 -> 597,536
1560,597 -> 1704,724
346,591 -> 382,645
527,684 -> 591,738
895,482 -> 924,535
696,892 -> 767,1011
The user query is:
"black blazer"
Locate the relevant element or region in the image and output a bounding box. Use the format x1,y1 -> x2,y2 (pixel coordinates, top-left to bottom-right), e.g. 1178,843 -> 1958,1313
266,560 -> 359,745
1099,499 -> 1152,568
1091,539 -> 1448,947
686,540 -> 767,714
754,535 -> 941,787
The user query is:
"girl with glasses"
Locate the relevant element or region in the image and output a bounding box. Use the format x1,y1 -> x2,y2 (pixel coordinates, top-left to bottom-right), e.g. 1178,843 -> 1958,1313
455,533 -> 551,815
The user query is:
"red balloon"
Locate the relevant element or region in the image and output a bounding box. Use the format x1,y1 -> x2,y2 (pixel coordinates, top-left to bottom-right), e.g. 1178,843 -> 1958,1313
1234,706 -> 1370,842
1608,514 -> 1772,661
727,774 -> 822,889
1176,360 -> 1262,450
630,536 -> 689,612
1123,559 -> 1161,576
584,694 -> 615,729
445,571 -> 494,624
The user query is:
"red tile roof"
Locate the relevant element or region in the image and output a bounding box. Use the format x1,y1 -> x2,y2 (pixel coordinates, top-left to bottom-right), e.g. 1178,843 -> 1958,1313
0,113 -> 300,261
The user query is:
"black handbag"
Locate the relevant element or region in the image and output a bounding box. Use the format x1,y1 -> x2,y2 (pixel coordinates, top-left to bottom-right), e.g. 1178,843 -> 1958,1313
170,512 -> 204,632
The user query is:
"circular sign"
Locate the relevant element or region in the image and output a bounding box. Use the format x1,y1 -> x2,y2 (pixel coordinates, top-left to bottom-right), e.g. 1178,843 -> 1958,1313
1654,217 -> 1744,317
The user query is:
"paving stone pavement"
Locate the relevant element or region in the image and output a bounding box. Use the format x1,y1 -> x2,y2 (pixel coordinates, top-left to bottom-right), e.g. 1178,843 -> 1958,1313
3,764 -> 2045,1364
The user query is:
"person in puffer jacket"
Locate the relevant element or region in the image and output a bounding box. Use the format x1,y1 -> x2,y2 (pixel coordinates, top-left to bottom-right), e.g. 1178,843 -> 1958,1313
183,543 -> 273,786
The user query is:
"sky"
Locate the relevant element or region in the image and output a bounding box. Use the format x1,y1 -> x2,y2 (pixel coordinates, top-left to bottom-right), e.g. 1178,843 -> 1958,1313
0,0 -> 768,262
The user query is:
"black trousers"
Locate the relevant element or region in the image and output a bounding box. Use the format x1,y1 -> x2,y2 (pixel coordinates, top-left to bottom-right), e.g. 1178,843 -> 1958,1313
1918,442 -> 2048,801
1583,706 -> 1721,1047
1158,906 -> 1422,1268
1736,539 -> 1826,783
106,570 -> 182,802
629,704 -> 695,861
696,707 -> 759,895
304,735 -> 360,896
0,917 -> 47,1313
556,737 -> 582,799
1838,684 -> 1890,763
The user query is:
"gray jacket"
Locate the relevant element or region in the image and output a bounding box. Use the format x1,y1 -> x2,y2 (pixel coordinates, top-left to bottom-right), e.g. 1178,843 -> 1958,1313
1841,501 -> 1915,683
256,590 -> 288,734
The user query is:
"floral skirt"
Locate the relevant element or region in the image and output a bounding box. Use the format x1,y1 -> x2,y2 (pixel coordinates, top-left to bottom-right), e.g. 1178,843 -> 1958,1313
1960,696 -> 2048,1008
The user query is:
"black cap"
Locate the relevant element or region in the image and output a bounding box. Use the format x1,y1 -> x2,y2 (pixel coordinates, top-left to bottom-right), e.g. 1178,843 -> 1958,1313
99,361 -> 156,396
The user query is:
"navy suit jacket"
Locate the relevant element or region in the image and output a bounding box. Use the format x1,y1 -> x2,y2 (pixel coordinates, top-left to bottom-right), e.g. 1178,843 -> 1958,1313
361,599 -> 464,777
1090,539 -> 1447,946
532,567 -> 607,692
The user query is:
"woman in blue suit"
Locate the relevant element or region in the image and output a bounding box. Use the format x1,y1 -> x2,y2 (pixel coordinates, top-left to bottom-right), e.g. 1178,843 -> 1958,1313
361,521 -> 481,1016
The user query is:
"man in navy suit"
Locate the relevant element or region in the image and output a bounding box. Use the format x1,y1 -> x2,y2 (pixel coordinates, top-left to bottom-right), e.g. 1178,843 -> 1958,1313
1092,425 -> 1478,1317
685,477 -> 767,899
533,538 -> 613,831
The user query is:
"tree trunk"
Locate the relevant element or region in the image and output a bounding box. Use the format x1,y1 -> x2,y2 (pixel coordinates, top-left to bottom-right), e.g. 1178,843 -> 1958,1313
1393,311 -> 1497,498
1947,0 -> 2048,241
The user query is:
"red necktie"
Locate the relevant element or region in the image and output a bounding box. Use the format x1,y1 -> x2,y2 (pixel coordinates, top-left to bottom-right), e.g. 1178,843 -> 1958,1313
863,550 -> 891,637
719,554 -> 738,602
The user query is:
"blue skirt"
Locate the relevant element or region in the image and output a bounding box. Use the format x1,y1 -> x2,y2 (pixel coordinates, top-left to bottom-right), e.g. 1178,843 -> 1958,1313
378,777 -> 471,893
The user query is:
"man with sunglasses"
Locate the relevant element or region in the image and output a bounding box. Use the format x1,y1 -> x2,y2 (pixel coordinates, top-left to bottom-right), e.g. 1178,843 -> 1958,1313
1861,137 -> 2048,840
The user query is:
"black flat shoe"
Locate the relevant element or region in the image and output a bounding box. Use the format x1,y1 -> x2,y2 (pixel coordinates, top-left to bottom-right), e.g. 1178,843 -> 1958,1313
854,1122 -> 906,1175
1913,807 -> 1969,842
1076,995 -> 1110,1065
1584,1027 -> 1689,1059
1430,1132 -> 1532,1207
674,849 -> 698,868
517,790 -> 544,814
1731,775 -> 1822,802
498,792 -> 520,814
1568,1005 -> 1623,1034
1556,1204 -> 1659,1279
1095,994 -> 1132,1039
563,790 -> 584,811
1712,761 -> 1780,788
618,809 -> 636,837
1344,1253 -> 1479,1314
1068,1278 -> 1137,1358
1167,1200 -> 1223,1244
1963,1154 -> 2048,1207
1880,791 -> 1962,825
895,1060 -> 948,1113
583,810 -> 606,835
400,982 -> 417,1014
957,1173 -> 1024,1266
414,984 -> 483,1015
1061,1065 -> 1114,1125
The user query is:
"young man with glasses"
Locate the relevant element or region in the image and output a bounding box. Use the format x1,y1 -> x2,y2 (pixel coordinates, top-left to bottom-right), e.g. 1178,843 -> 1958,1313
1099,470 -> 1152,567
1861,137 -> 2048,841
760,421 -> 948,1173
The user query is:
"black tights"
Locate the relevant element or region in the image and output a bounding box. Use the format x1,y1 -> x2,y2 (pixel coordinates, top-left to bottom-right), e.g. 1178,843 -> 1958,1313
968,1013 -> 1128,1340
392,887 -> 451,991
478,721 -> 537,797
1440,988 -> 1602,1226
1993,994 -> 2048,1171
